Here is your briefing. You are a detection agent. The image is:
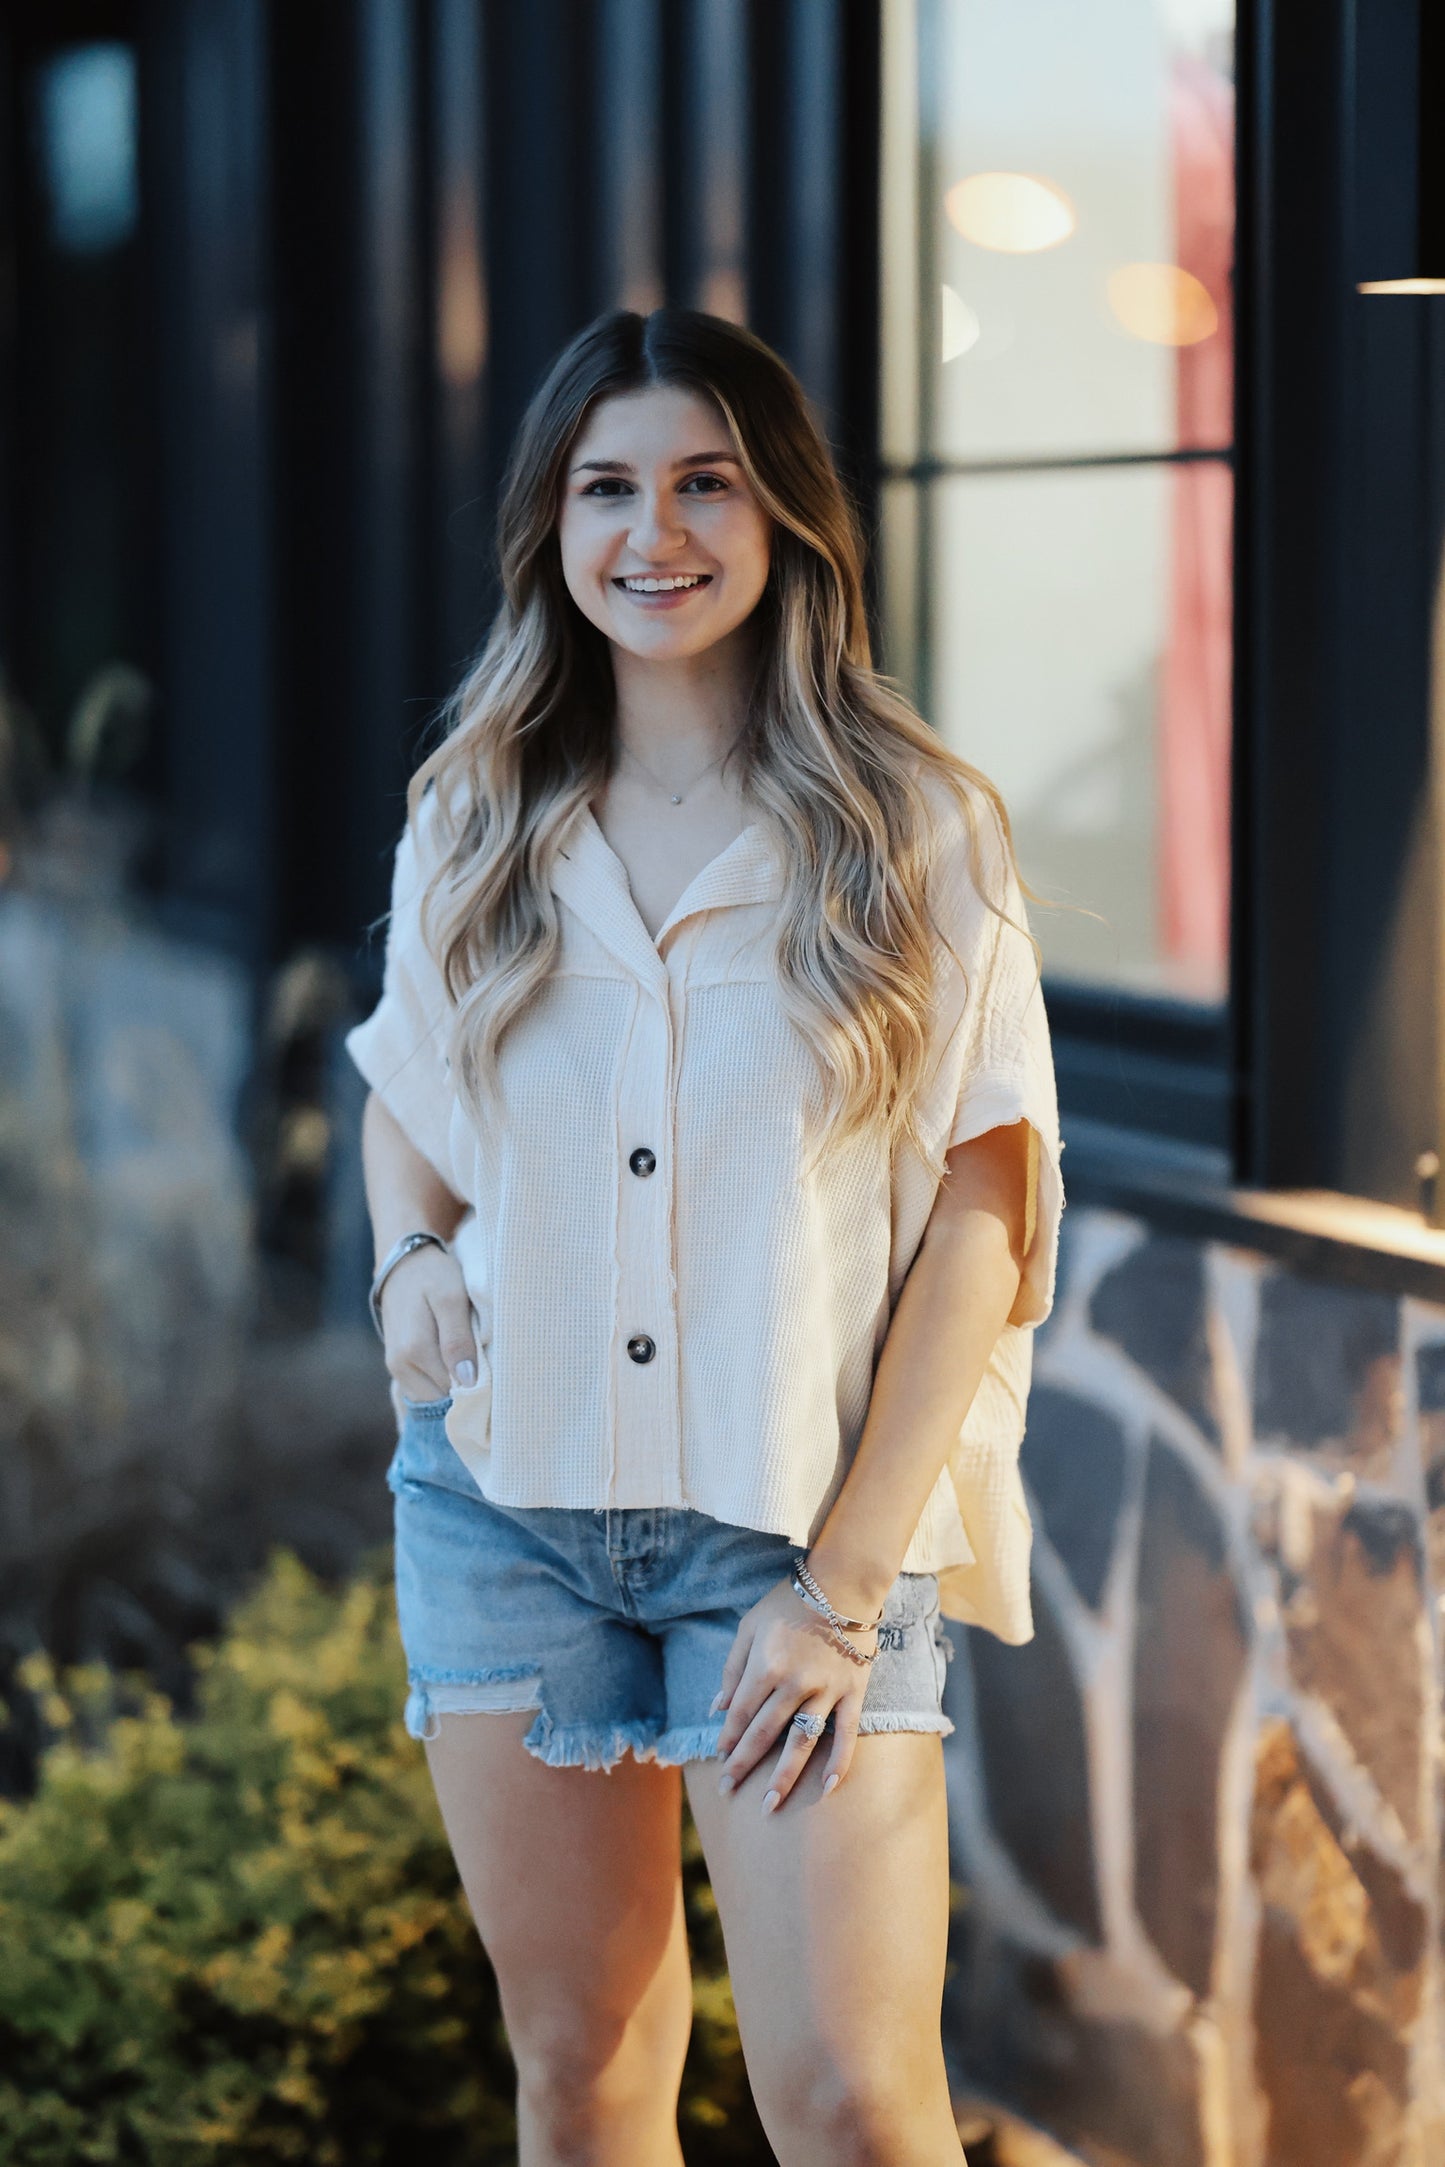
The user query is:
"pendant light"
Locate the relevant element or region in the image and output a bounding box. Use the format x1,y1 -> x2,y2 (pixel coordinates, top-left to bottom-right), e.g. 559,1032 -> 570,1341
1358,9 -> 1444,295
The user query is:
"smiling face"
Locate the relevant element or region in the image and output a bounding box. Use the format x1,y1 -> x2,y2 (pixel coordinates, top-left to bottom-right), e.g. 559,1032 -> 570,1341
556,384 -> 773,665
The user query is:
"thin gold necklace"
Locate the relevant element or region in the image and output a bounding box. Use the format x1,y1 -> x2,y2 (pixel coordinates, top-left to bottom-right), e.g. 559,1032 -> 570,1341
618,731 -> 744,806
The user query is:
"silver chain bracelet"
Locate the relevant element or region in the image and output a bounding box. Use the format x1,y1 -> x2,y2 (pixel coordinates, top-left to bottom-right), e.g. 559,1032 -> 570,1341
791,1554 -> 884,1666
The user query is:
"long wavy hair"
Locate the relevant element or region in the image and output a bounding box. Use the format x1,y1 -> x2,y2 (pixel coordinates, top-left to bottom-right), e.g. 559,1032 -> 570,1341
408,306 -> 1047,1173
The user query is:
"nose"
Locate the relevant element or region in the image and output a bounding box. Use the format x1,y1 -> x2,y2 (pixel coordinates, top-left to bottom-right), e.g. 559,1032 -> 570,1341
626,490 -> 688,560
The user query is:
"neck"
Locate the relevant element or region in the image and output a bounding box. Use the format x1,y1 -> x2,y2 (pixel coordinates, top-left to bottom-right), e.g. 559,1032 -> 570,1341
609,626 -> 755,775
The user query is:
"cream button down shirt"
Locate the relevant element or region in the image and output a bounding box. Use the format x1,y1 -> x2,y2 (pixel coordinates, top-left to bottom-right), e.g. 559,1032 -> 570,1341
346,774 -> 1065,1644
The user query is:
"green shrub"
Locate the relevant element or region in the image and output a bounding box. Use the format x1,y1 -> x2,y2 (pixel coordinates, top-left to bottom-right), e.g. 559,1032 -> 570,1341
0,1550 -> 770,2165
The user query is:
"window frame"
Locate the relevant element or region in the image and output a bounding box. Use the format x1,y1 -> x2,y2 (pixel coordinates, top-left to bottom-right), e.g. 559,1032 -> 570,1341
873,0 -> 1445,1219
1236,0 -> 1444,1213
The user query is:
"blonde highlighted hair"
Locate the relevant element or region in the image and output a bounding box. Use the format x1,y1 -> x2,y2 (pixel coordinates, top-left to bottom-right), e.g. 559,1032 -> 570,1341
408,307 -> 1047,1173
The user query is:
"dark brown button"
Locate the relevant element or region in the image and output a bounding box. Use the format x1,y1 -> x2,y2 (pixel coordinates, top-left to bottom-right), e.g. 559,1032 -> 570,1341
627,1334 -> 657,1365
628,1147 -> 657,1178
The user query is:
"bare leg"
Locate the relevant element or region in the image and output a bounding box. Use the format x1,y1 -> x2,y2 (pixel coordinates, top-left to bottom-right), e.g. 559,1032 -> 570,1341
686,1733 -> 966,2167
426,1714 -> 693,2167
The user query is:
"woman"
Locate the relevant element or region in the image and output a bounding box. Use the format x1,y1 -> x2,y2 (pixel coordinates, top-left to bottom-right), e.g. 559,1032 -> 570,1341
349,307 -> 1064,2167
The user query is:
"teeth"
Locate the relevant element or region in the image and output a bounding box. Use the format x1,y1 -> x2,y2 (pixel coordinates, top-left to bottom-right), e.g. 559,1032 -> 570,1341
621,574 -> 706,592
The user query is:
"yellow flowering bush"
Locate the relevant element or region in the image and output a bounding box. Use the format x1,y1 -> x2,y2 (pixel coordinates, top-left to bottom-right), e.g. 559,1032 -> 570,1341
0,1551 -> 767,2165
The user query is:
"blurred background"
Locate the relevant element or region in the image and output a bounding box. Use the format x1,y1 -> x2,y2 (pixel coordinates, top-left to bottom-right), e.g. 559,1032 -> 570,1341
2,3 -> 1444,2162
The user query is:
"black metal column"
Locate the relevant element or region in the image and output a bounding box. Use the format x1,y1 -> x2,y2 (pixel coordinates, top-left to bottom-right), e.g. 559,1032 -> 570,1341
145,0 -> 274,956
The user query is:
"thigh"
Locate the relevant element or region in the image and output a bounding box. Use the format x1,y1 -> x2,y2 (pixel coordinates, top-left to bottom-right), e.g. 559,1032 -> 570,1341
427,1711 -> 692,2064
685,1733 -> 955,2119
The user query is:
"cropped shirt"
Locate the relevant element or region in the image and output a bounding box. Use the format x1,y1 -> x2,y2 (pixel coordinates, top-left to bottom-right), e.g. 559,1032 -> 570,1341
345,772 -> 1065,1643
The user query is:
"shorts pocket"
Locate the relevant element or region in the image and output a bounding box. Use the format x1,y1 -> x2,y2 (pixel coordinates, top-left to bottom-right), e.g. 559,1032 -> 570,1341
390,1389 -> 483,1501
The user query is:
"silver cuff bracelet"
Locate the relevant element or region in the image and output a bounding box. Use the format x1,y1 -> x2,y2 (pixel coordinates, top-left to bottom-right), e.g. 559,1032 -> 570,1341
369,1230 -> 449,1340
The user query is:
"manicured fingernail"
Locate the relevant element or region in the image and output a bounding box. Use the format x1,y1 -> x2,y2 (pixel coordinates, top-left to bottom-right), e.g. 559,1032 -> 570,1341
763,1790 -> 780,1814
453,1360 -> 477,1388
823,1773 -> 840,1796
718,1774 -> 735,1796
708,1693 -> 723,1716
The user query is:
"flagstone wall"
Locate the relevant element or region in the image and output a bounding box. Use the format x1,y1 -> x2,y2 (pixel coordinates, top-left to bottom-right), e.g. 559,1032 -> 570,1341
944,1206 -> 1445,2167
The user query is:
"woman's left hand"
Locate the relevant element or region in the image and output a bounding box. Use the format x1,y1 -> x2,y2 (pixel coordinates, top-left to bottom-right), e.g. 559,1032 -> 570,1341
711,1576 -> 879,1811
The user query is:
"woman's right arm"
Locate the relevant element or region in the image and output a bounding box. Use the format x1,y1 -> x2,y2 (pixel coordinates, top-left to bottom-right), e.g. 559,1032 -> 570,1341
361,1090 -> 479,1400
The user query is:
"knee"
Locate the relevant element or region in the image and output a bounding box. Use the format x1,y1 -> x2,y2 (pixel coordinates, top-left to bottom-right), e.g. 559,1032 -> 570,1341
511,2010 -> 668,2151
513,2016 -> 620,2133
762,2054 -> 933,2167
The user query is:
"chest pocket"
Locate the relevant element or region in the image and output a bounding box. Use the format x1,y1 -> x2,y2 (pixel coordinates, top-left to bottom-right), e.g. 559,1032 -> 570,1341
677,980 -> 829,1168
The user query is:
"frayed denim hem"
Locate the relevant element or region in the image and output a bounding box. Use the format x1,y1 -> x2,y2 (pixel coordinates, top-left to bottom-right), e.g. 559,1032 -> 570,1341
403,1668 -> 542,1743
401,1694 -> 951,1757
857,1710 -> 955,1739
522,1710 -> 664,1773
651,1721 -> 726,1766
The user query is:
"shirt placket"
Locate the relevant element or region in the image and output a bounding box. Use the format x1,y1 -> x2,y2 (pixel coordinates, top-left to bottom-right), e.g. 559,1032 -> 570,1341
609,959 -> 685,1507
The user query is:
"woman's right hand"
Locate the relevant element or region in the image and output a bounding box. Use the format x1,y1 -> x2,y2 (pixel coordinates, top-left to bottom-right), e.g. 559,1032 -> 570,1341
377,1244 -> 479,1403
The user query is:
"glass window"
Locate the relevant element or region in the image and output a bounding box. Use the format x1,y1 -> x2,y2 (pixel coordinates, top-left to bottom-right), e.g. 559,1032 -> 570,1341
35,43 -> 139,256
880,0 -> 1235,1005
15,31 -> 147,769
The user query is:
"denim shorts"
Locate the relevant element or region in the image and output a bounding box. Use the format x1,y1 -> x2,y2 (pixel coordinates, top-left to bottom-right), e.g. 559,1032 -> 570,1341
386,1395 -> 956,1769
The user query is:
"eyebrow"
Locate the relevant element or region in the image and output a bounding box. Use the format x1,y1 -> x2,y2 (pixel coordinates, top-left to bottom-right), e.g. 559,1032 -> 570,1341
569,451 -> 742,476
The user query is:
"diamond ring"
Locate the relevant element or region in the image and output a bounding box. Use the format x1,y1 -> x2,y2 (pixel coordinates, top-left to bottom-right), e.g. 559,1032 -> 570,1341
791,1710 -> 826,1741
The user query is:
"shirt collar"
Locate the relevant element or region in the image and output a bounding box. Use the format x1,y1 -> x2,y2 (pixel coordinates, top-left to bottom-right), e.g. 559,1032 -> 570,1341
551,802 -> 786,985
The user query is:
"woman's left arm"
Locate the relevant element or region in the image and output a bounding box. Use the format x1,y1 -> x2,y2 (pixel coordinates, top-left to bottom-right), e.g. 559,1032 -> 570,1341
713,1116 -> 1037,1803
807,1114 -> 1036,1623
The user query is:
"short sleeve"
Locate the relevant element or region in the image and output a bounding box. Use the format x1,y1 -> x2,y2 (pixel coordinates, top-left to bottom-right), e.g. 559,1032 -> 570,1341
344,790 -> 459,1187
932,787 -> 1066,1332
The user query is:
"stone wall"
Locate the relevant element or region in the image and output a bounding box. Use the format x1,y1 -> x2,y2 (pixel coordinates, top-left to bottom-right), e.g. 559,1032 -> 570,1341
944,1207 -> 1445,2167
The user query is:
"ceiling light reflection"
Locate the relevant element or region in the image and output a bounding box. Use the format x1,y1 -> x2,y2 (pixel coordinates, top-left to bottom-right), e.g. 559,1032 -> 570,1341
940,285 -> 981,362
944,172 -> 1076,254
1106,262 -> 1218,345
